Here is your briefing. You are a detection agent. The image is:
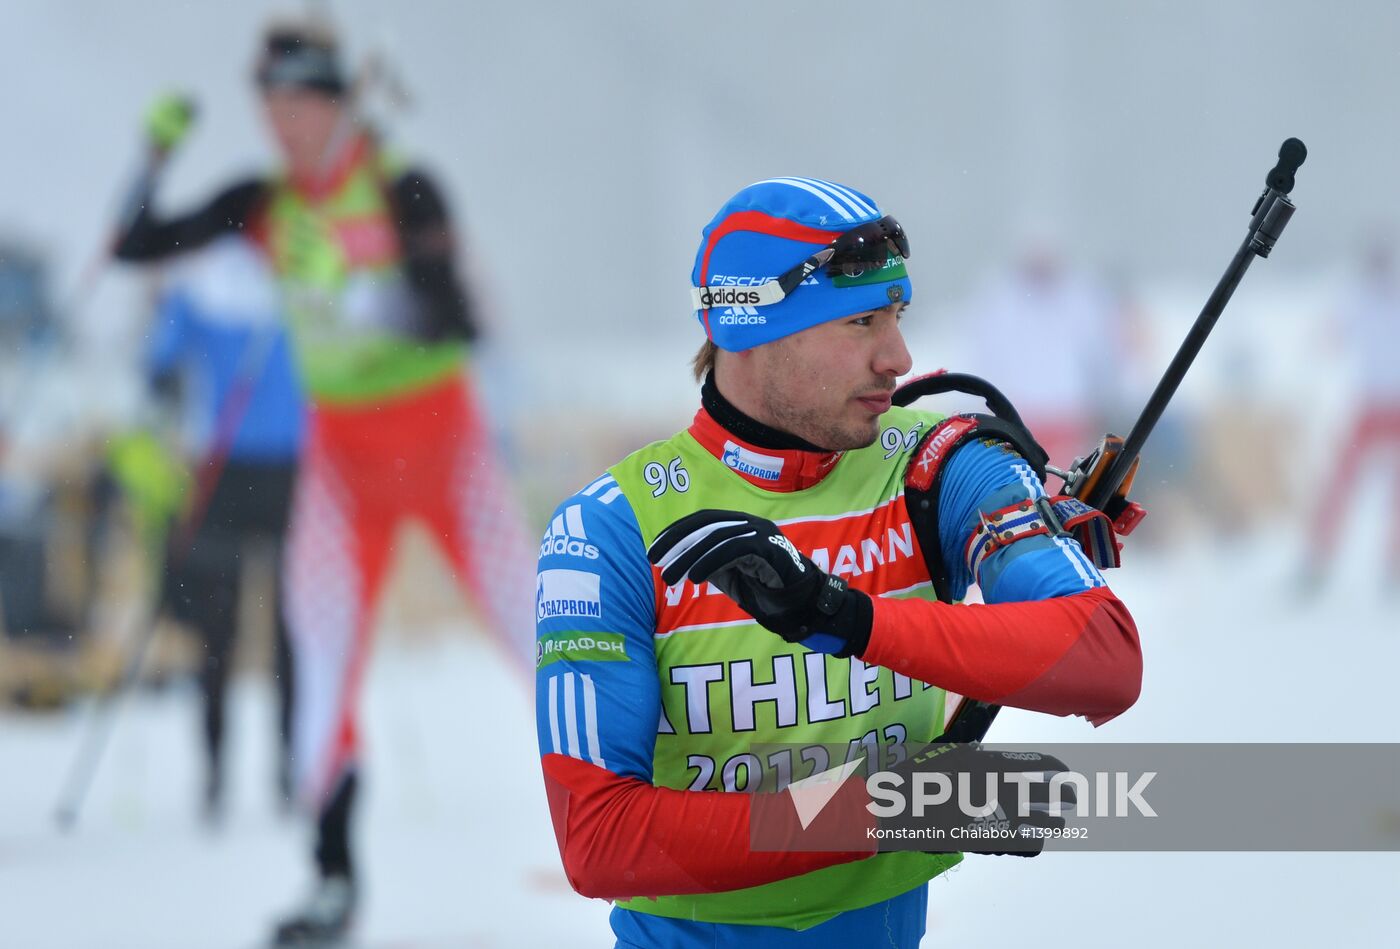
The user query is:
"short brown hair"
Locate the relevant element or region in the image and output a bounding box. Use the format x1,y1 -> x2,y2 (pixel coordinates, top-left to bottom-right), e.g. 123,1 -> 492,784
691,339 -> 717,382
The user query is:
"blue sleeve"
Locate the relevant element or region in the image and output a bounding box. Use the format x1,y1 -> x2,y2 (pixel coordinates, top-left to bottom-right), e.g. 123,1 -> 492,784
535,474 -> 660,783
145,290 -> 191,380
936,438 -> 1106,604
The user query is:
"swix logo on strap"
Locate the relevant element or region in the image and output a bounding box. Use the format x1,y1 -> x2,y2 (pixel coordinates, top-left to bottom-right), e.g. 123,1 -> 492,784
907,417 -> 979,492
721,441 -> 784,481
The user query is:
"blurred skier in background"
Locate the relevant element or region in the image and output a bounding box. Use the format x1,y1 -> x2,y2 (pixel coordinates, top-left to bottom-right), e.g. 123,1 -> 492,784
958,231 -> 1130,471
111,18 -> 536,947
1301,233 -> 1400,593
143,235 -> 303,824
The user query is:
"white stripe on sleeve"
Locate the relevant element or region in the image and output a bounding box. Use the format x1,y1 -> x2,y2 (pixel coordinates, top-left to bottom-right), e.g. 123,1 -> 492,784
547,675 -> 562,754
563,671 -> 582,759
581,673 -> 606,769
1053,535 -> 1098,589
564,504 -> 587,538
1013,462 -> 1047,500
581,475 -> 615,497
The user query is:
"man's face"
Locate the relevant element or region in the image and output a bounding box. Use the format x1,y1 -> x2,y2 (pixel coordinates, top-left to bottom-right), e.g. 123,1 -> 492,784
259,87 -> 345,174
748,303 -> 913,450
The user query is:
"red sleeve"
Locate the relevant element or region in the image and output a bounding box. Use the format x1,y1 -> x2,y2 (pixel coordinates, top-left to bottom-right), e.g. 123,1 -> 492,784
862,586 -> 1142,726
541,753 -> 876,900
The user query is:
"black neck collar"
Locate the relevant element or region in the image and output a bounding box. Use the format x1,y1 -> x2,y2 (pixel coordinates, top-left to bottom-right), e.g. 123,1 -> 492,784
701,373 -> 829,453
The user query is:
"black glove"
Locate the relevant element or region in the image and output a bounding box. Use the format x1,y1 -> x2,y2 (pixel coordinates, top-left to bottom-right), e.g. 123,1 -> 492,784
873,742 -> 1075,857
647,510 -> 873,657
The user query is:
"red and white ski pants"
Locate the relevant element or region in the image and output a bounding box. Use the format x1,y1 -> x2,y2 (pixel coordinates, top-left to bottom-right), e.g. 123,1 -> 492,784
1309,402 -> 1400,570
284,376 -> 535,807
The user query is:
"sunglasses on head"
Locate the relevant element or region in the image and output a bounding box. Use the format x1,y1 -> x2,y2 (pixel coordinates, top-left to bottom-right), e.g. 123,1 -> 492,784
692,215 -> 910,310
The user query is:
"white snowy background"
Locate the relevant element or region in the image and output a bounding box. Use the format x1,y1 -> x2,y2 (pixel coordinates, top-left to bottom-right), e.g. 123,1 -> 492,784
2,2 -> 1398,947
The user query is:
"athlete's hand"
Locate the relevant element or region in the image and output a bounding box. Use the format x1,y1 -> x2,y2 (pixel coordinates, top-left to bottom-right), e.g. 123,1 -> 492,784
647,510 -> 873,657
872,741 -> 1075,857
144,93 -> 197,152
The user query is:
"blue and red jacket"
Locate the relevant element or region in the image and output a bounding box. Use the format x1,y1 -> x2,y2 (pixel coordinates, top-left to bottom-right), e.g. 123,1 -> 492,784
536,402 -> 1141,948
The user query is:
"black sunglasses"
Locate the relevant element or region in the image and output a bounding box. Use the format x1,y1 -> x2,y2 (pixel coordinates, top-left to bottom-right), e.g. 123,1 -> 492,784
777,215 -> 910,294
692,215 -> 910,310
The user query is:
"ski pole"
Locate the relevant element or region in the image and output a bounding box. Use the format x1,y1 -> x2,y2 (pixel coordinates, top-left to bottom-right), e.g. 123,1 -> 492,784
65,97 -> 197,322
940,138 -> 1307,745
53,326 -> 282,830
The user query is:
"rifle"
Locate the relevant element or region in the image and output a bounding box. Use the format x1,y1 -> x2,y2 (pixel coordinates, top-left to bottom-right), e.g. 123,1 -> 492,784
931,138 -> 1307,743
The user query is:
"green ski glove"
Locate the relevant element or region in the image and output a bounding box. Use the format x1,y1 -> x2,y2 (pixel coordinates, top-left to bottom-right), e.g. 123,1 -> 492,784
144,93 -> 197,151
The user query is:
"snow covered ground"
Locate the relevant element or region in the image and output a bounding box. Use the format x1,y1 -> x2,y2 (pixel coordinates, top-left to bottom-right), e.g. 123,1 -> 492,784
1,634 -> 612,949
3,511 -> 1396,948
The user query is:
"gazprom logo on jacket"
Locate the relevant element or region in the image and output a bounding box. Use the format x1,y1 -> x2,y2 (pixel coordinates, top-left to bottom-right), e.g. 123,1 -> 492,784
536,569 -> 602,621
721,440 -> 784,481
